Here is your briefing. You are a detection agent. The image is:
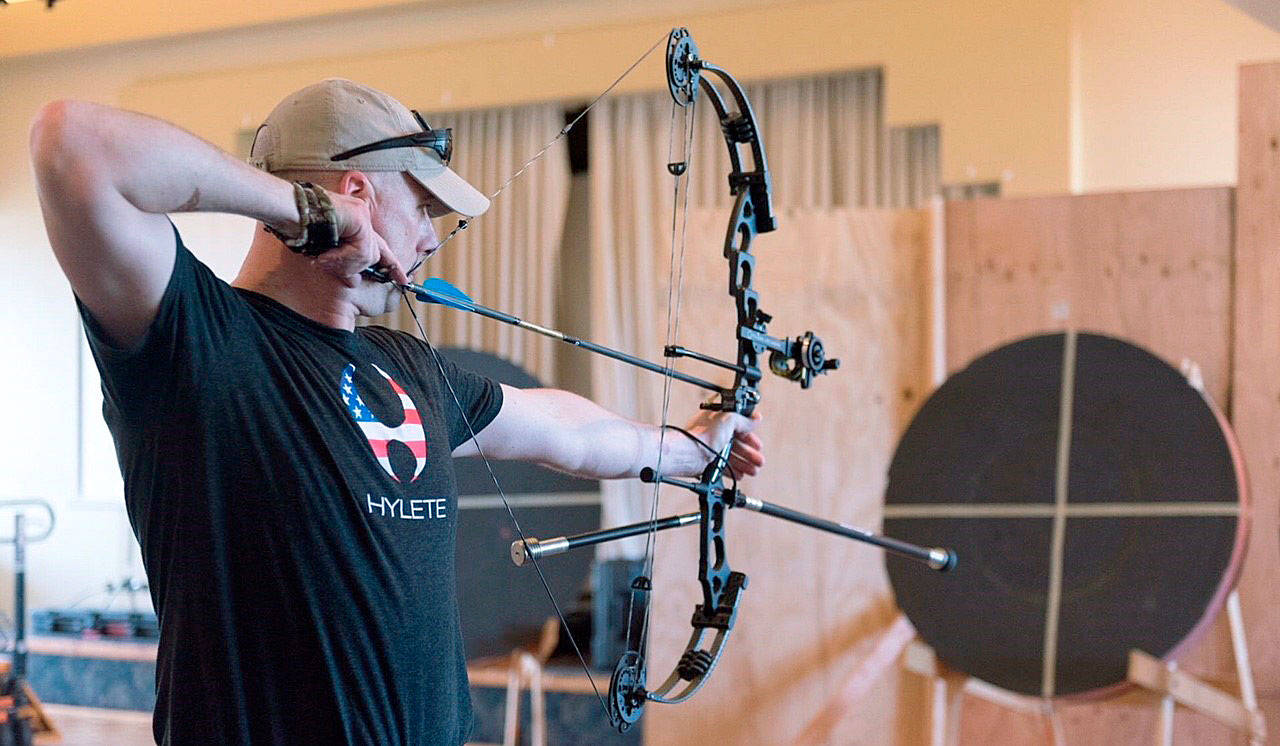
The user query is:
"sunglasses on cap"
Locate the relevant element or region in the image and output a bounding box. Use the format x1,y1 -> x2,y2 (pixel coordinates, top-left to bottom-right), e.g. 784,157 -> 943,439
330,110 -> 452,166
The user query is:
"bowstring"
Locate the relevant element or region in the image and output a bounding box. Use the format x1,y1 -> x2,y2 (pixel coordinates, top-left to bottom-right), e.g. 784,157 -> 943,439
628,92 -> 700,670
388,30 -> 675,728
620,97 -> 682,659
416,30 -> 671,269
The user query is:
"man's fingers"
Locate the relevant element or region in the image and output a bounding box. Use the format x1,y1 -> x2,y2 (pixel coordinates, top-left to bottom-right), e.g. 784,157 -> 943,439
377,240 -> 409,285
731,442 -> 764,467
311,246 -> 365,287
732,410 -> 762,435
728,449 -> 762,476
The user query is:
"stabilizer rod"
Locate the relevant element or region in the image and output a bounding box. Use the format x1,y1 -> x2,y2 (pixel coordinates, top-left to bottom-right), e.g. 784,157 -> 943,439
511,511 -> 701,566
510,472 -> 956,572
733,494 -> 956,571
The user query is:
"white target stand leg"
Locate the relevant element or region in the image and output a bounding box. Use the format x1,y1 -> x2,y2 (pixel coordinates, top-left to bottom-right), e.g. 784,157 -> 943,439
905,638 -> 1066,746
1125,590 -> 1265,746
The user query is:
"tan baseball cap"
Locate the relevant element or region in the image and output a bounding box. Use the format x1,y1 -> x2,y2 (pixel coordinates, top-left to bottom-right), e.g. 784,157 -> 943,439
248,78 -> 490,218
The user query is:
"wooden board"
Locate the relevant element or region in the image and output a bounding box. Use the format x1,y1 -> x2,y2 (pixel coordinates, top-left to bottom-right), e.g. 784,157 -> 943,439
946,188 -> 1234,403
1231,60 -> 1280,700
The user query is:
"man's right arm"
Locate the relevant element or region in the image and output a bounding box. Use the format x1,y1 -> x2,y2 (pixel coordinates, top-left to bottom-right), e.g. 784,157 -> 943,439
28,100 -> 405,348
29,101 -> 306,348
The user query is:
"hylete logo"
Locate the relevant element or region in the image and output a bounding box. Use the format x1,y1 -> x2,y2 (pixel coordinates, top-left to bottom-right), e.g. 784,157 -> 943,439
366,494 -> 447,521
340,363 -> 428,482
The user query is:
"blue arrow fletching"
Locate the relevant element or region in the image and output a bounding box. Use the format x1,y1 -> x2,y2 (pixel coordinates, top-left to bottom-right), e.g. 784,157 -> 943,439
413,277 -> 475,311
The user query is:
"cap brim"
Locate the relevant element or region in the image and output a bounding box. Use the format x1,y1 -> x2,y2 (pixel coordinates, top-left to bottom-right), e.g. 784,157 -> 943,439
409,166 -> 490,218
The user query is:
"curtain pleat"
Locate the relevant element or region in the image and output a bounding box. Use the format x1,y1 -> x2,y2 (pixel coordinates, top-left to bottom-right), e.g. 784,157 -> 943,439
887,123 -> 941,209
378,103 -> 569,386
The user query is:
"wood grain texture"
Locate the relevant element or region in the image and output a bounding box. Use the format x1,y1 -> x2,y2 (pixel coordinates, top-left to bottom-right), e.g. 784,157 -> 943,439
1230,58 -> 1280,718
641,207 -> 933,745
946,188 -> 1233,402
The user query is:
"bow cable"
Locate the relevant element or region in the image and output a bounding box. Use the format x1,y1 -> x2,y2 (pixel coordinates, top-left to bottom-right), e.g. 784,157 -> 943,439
627,93 -> 701,675
389,30 -> 674,729
404,31 -> 670,277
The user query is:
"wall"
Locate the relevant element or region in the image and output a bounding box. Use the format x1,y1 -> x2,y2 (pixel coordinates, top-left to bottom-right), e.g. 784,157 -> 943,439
1073,0 -> 1280,192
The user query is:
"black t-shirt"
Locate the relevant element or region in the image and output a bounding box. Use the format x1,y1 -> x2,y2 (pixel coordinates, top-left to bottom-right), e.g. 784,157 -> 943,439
78,228 -> 502,745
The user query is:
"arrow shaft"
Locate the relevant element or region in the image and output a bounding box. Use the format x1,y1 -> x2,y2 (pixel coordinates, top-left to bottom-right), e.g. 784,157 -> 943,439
401,279 -> 729,396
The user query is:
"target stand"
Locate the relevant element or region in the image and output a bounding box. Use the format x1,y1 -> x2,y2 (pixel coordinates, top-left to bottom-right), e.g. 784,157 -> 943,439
903,588 -> 1262,746
884,333 -> 1263,745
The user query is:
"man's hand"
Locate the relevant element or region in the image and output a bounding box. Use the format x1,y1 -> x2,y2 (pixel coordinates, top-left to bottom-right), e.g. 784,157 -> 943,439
680,408 -> 765,478
302,190 -> 408,288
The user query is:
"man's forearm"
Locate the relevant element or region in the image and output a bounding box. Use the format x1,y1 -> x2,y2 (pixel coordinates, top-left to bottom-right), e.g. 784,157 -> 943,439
484,387 -> 711,480
30,100 -> 298,232
566,416 -> 708,481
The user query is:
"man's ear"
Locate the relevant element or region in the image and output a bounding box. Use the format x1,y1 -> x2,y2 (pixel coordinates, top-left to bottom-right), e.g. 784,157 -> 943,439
336,170 -> 374,202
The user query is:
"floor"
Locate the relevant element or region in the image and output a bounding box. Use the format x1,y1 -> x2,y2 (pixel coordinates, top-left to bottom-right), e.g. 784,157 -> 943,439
35,704 -> 152,745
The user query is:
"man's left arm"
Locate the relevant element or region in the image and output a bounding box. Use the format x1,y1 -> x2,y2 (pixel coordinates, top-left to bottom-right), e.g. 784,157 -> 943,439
452,385 -> 763,480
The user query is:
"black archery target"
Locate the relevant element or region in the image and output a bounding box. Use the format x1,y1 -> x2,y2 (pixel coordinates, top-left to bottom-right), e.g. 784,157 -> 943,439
884,332 -> 1246,698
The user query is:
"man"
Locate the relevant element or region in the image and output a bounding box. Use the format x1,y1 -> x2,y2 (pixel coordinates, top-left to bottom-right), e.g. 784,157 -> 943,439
29,79 -> 762,744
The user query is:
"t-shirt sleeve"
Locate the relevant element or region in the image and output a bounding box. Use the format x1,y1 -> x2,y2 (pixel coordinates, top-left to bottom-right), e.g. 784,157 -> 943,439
77,223 -> 245,423
434,352 -> 504,451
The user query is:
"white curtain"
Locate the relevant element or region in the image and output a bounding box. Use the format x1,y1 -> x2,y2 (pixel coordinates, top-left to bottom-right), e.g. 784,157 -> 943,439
887,123 -> 941,209
380,103 -> 570,386
588,95 -> 683,554
588,69 -> 900,554
687,69 -> 887,210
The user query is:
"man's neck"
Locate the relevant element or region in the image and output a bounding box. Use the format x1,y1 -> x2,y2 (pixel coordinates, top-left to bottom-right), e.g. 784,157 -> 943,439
233,239 -> 360,331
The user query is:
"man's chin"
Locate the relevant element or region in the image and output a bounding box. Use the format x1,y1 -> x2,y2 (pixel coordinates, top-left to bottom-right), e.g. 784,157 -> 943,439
353,284 -> 401,319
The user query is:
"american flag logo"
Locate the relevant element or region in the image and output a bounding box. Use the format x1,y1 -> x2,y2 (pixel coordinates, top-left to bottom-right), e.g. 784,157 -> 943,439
340,363 -> 428,482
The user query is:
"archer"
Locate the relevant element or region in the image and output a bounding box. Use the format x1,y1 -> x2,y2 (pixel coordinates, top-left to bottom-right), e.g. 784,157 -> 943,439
28,77 -> 763,744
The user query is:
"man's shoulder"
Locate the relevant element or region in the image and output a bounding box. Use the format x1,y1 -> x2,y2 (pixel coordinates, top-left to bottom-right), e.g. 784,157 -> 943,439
357,324 -> 424,349
357,325 -> 435,366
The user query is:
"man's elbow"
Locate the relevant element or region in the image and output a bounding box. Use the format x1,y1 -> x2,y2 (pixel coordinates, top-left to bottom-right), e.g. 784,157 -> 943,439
30,99 -> 96,179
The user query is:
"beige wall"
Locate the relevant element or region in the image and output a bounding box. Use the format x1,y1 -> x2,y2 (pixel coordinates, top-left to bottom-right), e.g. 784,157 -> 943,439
1073,0 -> 1280,192
111,0 -> 1074,195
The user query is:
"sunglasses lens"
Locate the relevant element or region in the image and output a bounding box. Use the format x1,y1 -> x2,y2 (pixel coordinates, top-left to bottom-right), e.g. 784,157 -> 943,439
332,113 -> 453,165
436,131 -> 452,165
411,110 -> 451,165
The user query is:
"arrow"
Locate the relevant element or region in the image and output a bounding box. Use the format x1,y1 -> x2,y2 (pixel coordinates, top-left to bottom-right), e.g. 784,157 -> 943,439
361,266 -> 728,395
413,277 -> 476,312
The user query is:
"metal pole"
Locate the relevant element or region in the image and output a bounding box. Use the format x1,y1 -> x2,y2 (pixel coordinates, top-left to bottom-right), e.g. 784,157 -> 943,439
511,512 -> 701,566
733,494 -> 955,572
13,513 -> 25,679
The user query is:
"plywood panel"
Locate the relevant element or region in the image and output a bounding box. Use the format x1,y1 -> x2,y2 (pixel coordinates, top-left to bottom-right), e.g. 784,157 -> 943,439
1231,61 -> 1280,695
943,187 -> 1243,744
946,188 -> 1233,401
641,207 -> 933,745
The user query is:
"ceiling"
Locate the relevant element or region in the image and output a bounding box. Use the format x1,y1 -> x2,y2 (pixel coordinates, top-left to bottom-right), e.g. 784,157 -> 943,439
1223,0 -> 1280,32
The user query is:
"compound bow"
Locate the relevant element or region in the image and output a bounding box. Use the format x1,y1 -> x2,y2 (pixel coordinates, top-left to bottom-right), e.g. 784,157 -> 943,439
373,26 -> 954,733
